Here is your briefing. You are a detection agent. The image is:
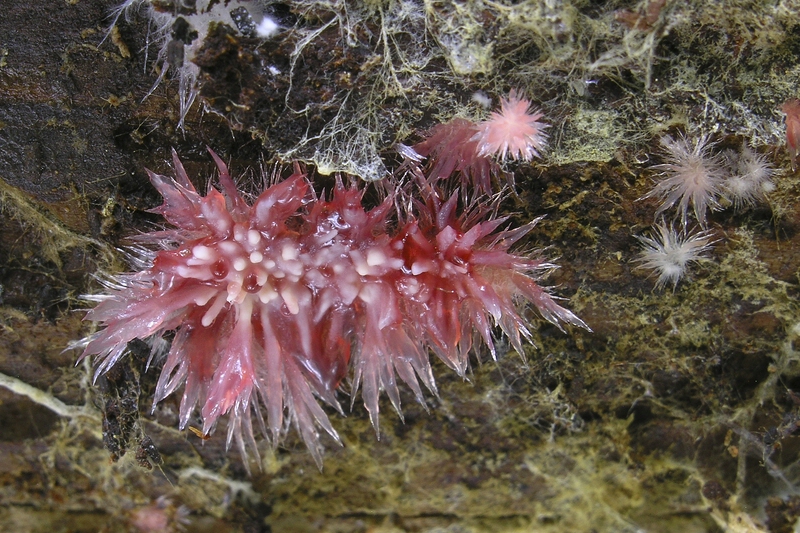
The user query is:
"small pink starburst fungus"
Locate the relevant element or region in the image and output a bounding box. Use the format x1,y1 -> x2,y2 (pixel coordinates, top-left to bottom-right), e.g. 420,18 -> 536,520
635,222 -> 715,290
642,134 -> 725,228
410,90 -> 548,194
75,148 -> 586,467
473,89 -> 549,162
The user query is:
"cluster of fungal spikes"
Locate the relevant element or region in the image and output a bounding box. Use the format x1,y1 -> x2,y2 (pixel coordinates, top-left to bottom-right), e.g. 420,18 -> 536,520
635,134 -> 773,289
643,135 -> 773,228
76,91 -> 586,467
409,90 -> 548,195
782,98 -> 800,171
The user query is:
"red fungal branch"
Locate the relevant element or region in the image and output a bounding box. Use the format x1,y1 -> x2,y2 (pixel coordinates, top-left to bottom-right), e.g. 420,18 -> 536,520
614,0 -> 668,31
75,91 -> 585,468
782,98 -> 800,171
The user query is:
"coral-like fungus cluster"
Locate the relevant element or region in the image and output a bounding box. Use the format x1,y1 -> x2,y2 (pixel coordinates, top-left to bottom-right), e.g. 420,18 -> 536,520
75,93 -> 585,467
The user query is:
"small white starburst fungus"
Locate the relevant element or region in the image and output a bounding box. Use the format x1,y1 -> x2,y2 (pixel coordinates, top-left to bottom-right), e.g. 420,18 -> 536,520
635,222 -> 715,290
721,145 -> 775,210
643,135 -> 775,226
642,134 -> 725,228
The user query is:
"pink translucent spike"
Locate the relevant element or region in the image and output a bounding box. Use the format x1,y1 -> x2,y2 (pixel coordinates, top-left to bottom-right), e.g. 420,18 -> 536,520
259,312 -> 286,443
202,299 -> 256,432
252,174 -> 309,231
207,148 -> 248,216
171,148 -> 196,190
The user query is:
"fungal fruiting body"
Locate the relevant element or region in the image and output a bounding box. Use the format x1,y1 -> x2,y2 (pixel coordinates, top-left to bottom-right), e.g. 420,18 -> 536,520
643,134 -> 725,228
635,222 -> 715,290
76,147 -> 586,466
782,98 -> 800,171
642,135 -> 774,228
721,145 -> 774,210
473,89 -> 549,162
411,90 -> 548,194
636,137 -> 772,290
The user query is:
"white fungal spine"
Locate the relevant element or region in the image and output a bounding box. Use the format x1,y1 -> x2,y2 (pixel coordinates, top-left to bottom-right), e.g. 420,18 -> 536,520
642,134 -> 725,229
721,145 -> 775,210
635,222 -> 716,290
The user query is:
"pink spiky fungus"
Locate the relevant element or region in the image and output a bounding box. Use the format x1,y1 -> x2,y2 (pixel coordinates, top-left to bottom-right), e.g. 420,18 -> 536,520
76,91 -> 585,468
410,89 -> 548,194
782,98 -> 800,171
473,89 -> 549,162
